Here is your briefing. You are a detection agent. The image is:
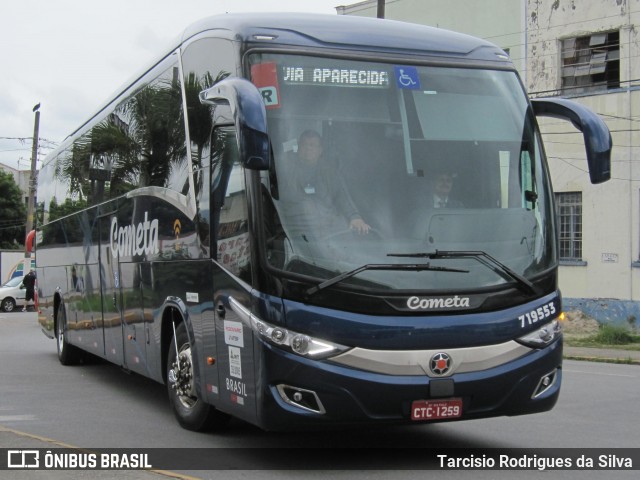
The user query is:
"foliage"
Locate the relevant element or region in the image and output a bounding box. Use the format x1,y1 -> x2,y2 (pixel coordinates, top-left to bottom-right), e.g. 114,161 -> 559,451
48,197 -> 89,222
566,323 -> 640,350
591,324 -> 637,345
0,170 -> 27,248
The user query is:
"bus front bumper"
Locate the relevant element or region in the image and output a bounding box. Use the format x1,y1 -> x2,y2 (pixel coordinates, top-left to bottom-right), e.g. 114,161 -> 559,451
255,338 -> 562,431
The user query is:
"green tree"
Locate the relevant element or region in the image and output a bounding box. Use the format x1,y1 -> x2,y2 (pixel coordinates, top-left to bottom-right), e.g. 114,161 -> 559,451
0,170 -> 27,249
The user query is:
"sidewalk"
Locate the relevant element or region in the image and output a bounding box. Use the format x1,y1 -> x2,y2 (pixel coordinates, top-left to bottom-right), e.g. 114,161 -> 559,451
563,345 -> 640,364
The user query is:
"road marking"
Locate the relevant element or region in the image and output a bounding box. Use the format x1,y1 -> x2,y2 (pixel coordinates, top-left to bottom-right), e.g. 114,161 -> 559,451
0,424 -> 76,448
0,415 -> 36,422
564,368 -> 637,378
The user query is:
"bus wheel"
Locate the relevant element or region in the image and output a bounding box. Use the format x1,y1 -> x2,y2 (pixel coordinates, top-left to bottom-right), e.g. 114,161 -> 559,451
56,302 -> 81,365
167,322 -> 229,431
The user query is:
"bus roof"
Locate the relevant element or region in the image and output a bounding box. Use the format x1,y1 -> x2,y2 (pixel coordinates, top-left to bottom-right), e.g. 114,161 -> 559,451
182,13 -> 509,63
50,13 -> 511,158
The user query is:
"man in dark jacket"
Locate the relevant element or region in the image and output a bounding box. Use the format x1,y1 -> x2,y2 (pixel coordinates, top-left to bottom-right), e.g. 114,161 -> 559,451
22,269 -> 36,312
280,130 -> 371,235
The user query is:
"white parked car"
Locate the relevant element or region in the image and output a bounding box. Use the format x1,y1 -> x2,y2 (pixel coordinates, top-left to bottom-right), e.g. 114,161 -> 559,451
0,276 -> 26,312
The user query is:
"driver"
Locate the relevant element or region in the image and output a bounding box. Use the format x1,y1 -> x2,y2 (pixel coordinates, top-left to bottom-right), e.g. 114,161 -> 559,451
281,130 -> 371,235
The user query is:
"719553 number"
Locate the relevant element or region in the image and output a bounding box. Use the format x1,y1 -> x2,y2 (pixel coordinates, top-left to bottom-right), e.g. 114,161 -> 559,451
519,301 -> 556,328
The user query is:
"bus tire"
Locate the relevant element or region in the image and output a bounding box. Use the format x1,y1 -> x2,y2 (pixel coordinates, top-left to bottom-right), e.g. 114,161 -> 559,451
167,322 -> 229,431
56,302 -> 81,365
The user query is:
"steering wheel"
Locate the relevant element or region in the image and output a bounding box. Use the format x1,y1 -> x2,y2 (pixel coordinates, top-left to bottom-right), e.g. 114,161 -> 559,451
321,227 -> 385,243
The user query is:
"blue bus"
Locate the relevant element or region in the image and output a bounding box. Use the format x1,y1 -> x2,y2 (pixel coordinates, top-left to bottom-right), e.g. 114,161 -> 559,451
36,13 -> 611,431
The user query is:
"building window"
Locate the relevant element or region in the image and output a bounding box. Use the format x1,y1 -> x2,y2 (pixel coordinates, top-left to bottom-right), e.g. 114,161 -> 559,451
556,192 -> 582,261
561,31 -> 619,94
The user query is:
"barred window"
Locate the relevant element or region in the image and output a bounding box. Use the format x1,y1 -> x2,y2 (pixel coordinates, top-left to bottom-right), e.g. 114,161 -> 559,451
561,31 -> 619,95
556,192 -> 582,261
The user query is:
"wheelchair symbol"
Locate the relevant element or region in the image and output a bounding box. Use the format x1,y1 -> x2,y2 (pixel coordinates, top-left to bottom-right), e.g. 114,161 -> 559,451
398,69 -> 417,87
394,66 -> 420,89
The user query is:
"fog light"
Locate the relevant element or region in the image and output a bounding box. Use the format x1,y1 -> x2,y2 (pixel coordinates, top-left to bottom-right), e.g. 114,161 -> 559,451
276,384 -> 326,414
532,369 -> 558,398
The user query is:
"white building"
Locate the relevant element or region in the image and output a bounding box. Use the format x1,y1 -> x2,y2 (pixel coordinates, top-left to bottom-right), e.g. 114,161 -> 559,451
337,0 -> 526,78
0,162 -> 29,206
338,0 -> 640,323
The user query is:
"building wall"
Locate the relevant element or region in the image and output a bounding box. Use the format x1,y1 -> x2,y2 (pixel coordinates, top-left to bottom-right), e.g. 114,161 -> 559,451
0,250 -> 30,283
541,91 -> 637,301
528,1 -> 640,318
339,0 -> 640,322
526,0 -> 639,92
337,0 -> 526,77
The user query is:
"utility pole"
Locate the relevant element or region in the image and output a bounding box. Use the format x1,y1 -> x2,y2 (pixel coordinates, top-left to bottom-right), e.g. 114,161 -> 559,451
377,0 -> 385,18
24,103 -> 40,260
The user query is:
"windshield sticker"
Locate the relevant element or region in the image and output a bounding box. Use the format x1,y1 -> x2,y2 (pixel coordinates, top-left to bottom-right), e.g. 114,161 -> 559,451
251,62 -> 280,109
394,66 -> 421,90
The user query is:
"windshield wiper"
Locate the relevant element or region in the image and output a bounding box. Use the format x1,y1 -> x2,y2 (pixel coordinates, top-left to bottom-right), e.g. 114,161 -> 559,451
387,250 -> 540,296
305,263 -> 468,297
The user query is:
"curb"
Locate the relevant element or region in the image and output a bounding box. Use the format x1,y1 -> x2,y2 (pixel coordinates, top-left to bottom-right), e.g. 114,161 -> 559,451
563,345 -> 640,365
563,354 -> 640,365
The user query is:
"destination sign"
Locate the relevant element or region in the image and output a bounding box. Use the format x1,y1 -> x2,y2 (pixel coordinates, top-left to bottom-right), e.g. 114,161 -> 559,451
282,66 -> 390,88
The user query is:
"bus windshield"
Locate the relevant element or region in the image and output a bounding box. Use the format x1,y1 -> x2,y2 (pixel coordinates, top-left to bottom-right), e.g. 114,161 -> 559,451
251,53 -> 555,294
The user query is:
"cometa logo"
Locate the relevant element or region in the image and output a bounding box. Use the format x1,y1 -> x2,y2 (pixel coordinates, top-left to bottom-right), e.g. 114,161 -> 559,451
407,295 -> 471,310
110,212 -> 159,258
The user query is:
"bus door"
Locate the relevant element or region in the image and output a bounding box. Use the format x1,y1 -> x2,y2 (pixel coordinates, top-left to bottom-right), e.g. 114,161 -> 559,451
211,126 -> 258,424
98,213 -> 126,367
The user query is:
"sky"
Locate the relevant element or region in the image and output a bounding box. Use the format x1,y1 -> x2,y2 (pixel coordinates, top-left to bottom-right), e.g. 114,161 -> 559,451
0,0 -> 345,171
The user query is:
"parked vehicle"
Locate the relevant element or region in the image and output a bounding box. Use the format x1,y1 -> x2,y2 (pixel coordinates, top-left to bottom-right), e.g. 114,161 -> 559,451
0,276 -> 25,312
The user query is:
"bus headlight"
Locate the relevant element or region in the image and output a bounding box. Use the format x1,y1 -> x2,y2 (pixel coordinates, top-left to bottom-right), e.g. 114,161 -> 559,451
517,319 -> 562,348
251,318 -> 349,359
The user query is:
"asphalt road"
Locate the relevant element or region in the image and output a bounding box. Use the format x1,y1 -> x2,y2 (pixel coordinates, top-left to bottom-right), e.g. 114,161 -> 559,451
0,311 -> 638,479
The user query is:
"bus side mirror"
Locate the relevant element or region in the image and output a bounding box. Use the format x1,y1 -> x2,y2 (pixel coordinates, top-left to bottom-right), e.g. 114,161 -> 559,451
199,77 -> 270,171
531,98 -> 612,184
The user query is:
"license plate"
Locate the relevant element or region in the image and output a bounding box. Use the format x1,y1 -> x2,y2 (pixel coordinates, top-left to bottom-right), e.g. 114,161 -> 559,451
411,398 -> 463,421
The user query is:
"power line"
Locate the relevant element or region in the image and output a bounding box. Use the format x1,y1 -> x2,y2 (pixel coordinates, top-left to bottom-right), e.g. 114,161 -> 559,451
548,156 -> 640,182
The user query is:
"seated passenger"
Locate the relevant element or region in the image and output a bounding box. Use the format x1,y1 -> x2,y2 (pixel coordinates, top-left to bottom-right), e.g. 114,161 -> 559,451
431,169 -> 464,209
